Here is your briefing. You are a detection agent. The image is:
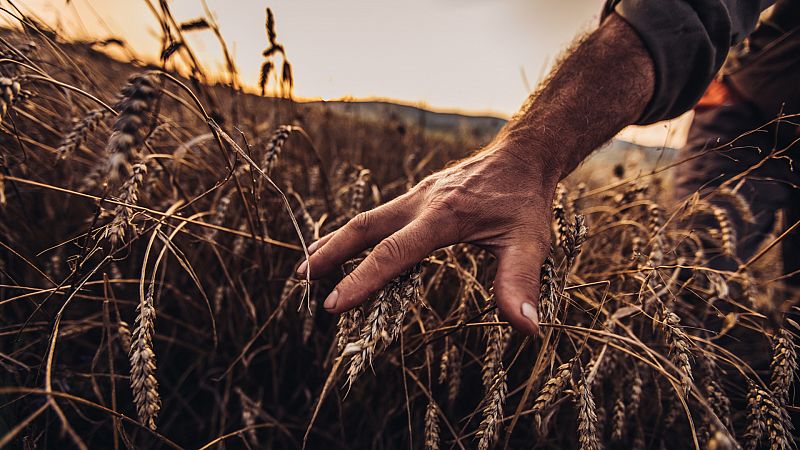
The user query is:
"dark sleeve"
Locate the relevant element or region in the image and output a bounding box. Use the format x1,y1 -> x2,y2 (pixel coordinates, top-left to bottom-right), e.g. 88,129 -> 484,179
601,0 -> 775,124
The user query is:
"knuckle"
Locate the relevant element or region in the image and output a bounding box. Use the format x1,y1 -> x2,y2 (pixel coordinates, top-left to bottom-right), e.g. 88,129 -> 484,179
349,211 -> 372,234
346,267 -> 367,287
425,197 -> 463,240
428,195 -> 458,216
374,235 -> 406,263
309,243 -> 328,262
415,176 -> 436,193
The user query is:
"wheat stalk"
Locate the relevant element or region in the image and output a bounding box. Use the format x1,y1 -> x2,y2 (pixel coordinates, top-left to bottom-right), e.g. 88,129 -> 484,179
482,311 -> 509,389
439,339 -> 462,404
0,77 -> 23,126
532,357 -> 575,428
117,320 -> 132,354
206,195 -> 232,240
388,266 -> 422,340
717,187 -> 755,224
699,357 -> 733,434
259,8 -> 293,96
302,296 -> 318,344
236,388 -> 262,447
710,204 -> 736,256
344,293 -> 391,388
103,161 -> 148,248
105,73 -> 158,182
553,183 -> 569,246
335,307 -> 363,353
628,363 -> 643,419
424,400 -> 440,450
654,300 -> 693,396
344,266 -> 421,388
262,125 -> 293,175
128,282 -> 160,430
538,249 -> 557,323
611,392 -> 626,441
57,108 -> 109,160
563,214 -> 588,270
575,375 -> 602,450
212,285 -> 225,315
348,168 -> 371,218
477,369 -> 507,450
744,380 -> 794,450
770,328 -> 797,405
647,203 -> 665,264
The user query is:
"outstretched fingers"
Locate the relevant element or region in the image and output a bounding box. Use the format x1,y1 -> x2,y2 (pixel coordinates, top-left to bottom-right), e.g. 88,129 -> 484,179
492,242 -> 548,335
297,198 -> 414,279
323,214 -> 451,314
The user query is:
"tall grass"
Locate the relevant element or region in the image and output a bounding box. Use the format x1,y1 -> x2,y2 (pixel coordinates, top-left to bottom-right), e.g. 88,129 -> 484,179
0,5 -> 797,450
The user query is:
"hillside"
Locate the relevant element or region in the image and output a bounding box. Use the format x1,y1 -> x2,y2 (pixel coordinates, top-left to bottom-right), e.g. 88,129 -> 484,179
306,100 -> 507,142
0,26 -> 674,175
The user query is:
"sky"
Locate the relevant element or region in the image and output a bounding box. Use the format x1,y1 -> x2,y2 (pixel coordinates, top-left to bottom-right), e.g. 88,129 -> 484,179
10,0 -> 691,147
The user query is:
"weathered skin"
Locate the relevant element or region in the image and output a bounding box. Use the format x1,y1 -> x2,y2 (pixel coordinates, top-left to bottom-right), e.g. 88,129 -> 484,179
298,13 -> 656,335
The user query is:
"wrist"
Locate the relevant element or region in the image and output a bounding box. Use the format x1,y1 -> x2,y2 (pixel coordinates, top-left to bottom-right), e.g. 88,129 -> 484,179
488,135 -> 565,189
493,127 -> 570,178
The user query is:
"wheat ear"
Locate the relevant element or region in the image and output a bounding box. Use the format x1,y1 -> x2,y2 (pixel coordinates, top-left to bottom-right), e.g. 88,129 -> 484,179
575,375 -> 602,450
744,380 -> 794,450
538,248 -> 557,323
424,400 -> 440,450
0,77 -> 22,126
105,73 -> 158,182
128,282 -> 160,430
770,328 -> 797,405
57,108 -> 109,160
477,369 -> 507,450
532,357 -> 575,428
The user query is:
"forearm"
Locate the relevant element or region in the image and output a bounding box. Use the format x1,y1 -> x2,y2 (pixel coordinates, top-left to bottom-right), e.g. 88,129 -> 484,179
497,13 -> 655,179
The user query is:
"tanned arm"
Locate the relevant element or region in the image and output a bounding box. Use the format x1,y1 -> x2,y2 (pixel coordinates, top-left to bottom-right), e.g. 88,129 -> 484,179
297,13 -> 655,335
501,13 -> 655,179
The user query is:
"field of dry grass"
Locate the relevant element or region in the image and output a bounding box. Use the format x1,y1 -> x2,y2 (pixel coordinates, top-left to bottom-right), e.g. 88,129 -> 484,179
0,5 -> 798,450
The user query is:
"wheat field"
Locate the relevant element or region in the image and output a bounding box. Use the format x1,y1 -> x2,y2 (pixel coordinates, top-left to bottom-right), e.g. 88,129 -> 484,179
0,4 -> 798,450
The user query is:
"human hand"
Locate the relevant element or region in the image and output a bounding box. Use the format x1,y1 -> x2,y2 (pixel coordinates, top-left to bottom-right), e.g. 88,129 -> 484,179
296,140 -> 560,335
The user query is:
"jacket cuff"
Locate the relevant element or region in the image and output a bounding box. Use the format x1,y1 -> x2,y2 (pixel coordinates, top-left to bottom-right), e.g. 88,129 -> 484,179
607,0 -> 732,124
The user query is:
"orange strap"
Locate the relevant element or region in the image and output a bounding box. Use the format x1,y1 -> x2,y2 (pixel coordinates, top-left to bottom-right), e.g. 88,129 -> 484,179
695,78 -> 738,112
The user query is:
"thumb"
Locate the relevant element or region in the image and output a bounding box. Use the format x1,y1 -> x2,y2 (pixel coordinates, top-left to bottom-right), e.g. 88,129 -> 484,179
492,243 -> 547,335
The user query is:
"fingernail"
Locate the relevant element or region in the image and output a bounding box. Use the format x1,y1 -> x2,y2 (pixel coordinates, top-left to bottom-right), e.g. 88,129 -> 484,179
308,240 -> 320,254
521,302 -> 539,329
323,289 -> 339,310
296,260 -> 308,276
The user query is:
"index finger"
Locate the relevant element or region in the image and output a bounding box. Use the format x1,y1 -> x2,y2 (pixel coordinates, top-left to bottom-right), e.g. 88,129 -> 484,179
298,196 -> 415,279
